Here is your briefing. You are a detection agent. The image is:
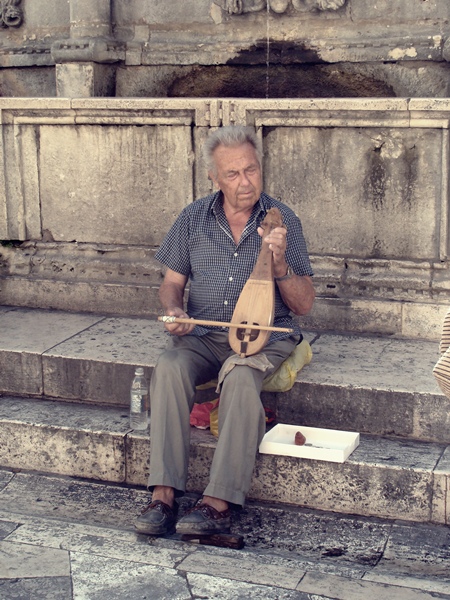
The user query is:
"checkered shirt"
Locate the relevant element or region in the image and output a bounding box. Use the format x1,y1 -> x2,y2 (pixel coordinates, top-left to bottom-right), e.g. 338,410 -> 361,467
155,191 -> 313,342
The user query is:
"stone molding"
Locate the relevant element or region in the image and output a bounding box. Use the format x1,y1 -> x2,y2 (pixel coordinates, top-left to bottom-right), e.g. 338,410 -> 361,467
213,0 -> 346,14
51,38 -> 125,65
0,0 -> 23,29
0,30 -> 444,69
2,241 -> 446,305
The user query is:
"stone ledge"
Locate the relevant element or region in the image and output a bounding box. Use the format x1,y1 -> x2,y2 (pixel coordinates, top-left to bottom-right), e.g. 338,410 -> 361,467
0,96 -> 446,113
0,306 -> 447,442
0,397 -> 448,525
0,279 -> 161,319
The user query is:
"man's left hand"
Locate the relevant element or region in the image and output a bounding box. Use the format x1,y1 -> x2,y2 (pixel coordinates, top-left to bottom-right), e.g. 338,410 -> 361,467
258,225 -> 288,277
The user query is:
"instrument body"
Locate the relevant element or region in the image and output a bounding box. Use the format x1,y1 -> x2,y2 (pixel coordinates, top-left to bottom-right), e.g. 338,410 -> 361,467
228,207 -> 284,357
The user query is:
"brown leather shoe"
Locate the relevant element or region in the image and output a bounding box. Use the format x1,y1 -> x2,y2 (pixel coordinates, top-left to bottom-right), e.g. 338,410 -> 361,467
134,500 -> 178,536
176,503 -> 231,535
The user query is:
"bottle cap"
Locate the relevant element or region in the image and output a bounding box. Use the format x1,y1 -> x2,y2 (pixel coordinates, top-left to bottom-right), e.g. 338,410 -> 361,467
135,367 -> 144,375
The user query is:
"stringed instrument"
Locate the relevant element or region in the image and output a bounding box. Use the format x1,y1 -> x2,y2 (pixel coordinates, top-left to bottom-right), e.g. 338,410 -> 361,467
228,206 -> 284,357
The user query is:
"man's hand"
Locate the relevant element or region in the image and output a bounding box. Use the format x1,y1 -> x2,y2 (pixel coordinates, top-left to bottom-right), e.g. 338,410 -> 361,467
258,225 -> 289,278
257,225 -> 315,316
159,268 -> 195,336
163,307 -> 196,336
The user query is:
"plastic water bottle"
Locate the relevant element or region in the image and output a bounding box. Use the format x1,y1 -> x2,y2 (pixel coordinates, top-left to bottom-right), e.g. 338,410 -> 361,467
130,367 -> 149,431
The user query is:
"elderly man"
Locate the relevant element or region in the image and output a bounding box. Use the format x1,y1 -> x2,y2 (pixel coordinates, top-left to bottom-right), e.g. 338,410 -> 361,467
135,125 -> 315,537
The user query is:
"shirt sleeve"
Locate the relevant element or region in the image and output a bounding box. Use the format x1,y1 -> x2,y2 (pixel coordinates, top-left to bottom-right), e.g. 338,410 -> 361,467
154,208 -> 191,276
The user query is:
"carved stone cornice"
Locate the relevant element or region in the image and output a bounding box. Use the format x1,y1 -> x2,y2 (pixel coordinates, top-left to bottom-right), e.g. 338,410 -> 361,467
51,38 -> 125,65
0,0 -> 23,28
0,44 -> 52,67
213,0 -> 347,15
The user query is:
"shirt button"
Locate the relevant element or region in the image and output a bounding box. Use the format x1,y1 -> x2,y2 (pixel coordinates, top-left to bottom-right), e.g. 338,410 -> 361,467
229,277 -> 233,281
224,300 -> 228,306
234,252 -> 238,257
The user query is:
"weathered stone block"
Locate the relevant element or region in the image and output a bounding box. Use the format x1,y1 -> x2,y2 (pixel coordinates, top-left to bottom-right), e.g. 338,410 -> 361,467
299,297 -> 403,336
0,308 -> 103,396
39,124 -> 193,245
0,277 -> 161,318
113,1 -> 212,26
124,432 -> 150,486
250,435 -> 440,522
42,318 -> 167,404
379,520 -> 450,577
350,0 -> 450,21
0,351 -> 43,396
402,303 -> 449,341
263,126 -> 444,261
0,400 -> 127,482
55,62 -> 116,97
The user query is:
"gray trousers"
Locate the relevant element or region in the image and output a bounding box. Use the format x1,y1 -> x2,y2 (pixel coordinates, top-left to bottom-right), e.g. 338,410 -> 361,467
148,331 -> 298,506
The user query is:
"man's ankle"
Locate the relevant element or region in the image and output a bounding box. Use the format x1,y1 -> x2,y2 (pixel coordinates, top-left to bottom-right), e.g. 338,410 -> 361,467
202,495 -> 229,512
152,486 -> 175,508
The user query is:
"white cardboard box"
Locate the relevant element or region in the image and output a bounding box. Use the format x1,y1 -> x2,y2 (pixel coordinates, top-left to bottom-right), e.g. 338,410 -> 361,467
259,423 -> 360,463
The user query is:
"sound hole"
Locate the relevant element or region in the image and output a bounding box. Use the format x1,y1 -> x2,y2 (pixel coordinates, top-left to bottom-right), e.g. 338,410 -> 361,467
236,322 -> 260,341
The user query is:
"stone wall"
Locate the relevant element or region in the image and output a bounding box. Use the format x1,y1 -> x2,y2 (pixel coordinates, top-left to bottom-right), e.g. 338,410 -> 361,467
0,1 -> 449,97
0,3 -> 449,339
1,97 -> 449,339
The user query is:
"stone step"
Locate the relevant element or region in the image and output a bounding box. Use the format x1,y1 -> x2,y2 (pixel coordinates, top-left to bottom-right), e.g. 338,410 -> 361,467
2,469 -> 450,599
0,396 -> 449,527
0,305 -> 448,443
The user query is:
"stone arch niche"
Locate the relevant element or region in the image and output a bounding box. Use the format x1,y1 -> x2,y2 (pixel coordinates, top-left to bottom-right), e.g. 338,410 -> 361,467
112,0 -> 450,100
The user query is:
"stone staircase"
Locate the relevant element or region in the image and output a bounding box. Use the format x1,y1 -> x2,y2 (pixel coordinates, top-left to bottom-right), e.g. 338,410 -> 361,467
0,304 -> 449,527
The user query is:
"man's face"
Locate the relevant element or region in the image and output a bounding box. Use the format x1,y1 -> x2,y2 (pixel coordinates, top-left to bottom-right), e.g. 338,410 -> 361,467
209,142 -> 262,214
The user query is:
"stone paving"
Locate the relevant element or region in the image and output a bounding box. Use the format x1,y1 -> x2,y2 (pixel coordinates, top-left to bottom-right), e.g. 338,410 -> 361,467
1,469 -> 450,600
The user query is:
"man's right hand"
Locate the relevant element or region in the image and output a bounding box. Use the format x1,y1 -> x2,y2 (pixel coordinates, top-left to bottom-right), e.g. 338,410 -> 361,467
159,269 -> 194,336
164,307 -> 196,336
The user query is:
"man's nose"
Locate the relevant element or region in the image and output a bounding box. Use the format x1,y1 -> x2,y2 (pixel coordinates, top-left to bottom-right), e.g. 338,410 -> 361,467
239,172 -> 251,186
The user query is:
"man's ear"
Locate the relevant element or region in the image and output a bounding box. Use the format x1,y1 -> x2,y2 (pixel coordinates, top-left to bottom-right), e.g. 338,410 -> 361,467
208,170 -> 219,189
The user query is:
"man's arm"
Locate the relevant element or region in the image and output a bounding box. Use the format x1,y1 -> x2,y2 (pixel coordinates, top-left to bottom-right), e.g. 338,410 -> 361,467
274,273 -> 315,316
159,268 -> 195,336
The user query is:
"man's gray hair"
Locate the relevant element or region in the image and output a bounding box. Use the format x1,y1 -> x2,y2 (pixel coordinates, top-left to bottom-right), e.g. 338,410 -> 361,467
203,125 -> 263,174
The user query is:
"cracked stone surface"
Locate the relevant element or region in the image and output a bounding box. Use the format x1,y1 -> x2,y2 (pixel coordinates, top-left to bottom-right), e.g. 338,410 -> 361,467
1,471 -> 449,600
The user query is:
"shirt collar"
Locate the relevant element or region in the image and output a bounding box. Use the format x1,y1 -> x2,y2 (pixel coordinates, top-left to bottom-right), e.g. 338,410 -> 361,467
211,191 -> 267,223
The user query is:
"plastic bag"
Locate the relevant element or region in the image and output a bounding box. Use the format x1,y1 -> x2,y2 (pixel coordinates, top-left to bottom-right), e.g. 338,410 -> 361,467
262,338 -> 312,392
190,398 -> 220,429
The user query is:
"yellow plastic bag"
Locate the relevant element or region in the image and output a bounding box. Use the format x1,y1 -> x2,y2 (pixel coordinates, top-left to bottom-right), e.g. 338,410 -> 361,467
262,338 -> 312,392
210,405 -> 219,437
